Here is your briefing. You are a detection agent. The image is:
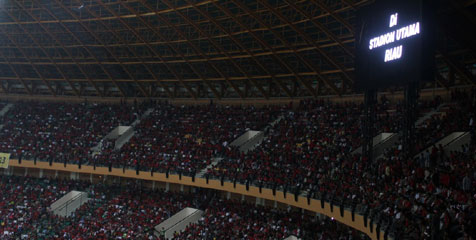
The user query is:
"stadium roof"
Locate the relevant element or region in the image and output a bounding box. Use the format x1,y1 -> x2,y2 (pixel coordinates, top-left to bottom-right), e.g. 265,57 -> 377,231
0,0 -> 474,99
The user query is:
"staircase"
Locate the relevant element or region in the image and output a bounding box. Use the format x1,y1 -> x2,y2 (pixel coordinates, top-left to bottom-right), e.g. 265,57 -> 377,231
131,107 -> 154,127
91,107 -> 155,155
49,191 -> 90,217
415,103 -> 448,127
353,132 -> 399,159
415,132 -> 470,158
230,130 -> 262,147
196,157 -> 223,178
154,207 -> 204,239
197,114 -> 285,177
239,131 -> 266,153
0,103 -> 14,131
445,132 -> 471,153
230,114 -> 285,153
0,103 -> 13,117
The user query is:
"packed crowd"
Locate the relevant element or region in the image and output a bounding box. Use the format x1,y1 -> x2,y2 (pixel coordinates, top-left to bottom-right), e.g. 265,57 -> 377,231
58,186 -> 193,239
208,101 -> 364,188
0,101 -> 145,164
94,103 -> 284,174
0,89 -> 475,239
204,91 -> 475,239
414,103 -> 469,154
173,197 -> 368,240
207,99 -> 408,189
0,175 -> 90,239
0,175 -> 361,239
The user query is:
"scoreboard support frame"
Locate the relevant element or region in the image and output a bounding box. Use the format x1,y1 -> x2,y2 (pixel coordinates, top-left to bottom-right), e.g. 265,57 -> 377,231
362,89 -> 377,163
403,81 -> 419,157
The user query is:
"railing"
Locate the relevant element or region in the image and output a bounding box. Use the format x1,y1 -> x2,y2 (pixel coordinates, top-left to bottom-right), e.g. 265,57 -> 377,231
209,174 -> 395,240
9,159 -> 391,240
239,131 -> 265,152
50,191 -> 87,217
372,133 -> 400,159
445,132 -> 470,153
155,208 -> 203,239
114,126 -> 134,150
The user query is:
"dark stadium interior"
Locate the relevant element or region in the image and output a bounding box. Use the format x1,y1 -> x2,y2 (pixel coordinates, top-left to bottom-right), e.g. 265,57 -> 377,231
0,0 -> 473,99
0,0 -> 475,240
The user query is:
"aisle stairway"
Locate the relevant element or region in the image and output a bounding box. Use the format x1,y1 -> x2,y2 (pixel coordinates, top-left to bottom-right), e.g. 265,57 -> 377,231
49,191 -> 90,217
415,103 -> 449,127
0,103 -> 14,131
154,207 -> 203,239
415,131 -> 470,158
196,157 -> 223,178
0,103 -> 13,117
91,107 -> 155,155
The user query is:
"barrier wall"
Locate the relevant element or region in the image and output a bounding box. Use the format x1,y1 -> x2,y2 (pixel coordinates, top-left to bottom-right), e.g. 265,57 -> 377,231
352,132 -> 395,155
114,127 -> 135,150
445,132 -> 471,153
105,126 -> 132,139
230,130 -> 261,147
50,191 -> 89,217
154,207 -> 204,239
415,131 -> 468,157
8,159 -> 388,240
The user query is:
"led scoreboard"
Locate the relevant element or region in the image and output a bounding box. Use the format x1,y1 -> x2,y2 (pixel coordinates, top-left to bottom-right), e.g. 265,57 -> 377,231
356,0 -> 436,90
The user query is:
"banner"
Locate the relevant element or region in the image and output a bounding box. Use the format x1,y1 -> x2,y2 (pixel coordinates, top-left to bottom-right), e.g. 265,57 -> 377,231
0,153 -> 11,169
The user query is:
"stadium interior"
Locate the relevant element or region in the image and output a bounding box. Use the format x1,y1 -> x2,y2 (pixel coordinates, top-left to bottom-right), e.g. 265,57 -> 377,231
0,0 -> 475,239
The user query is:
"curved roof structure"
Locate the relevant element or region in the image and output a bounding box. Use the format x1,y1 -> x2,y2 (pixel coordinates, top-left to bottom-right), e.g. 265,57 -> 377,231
0,0 -> 474,99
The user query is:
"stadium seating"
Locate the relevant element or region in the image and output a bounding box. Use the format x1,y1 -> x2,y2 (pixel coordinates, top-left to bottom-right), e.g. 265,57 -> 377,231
0,175 -> 361,239
173,198 -> 366,239
207,99 -> 406,189
203,94 -> 475,239
0,175 -> 90,239
0,89 -> 475,239
0,101 -> 146,164
95,103 -> 285,175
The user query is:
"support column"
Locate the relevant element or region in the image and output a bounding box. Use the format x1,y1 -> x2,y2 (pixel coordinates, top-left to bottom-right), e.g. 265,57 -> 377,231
403,81 -> 419,156
6,167 -> 13,176
363,89 -> 377,163
256,197 -> 264,206
70,172 -> 78,180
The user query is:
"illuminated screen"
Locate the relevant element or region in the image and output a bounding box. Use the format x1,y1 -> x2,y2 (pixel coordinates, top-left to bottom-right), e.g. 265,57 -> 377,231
355,0 -> 436,90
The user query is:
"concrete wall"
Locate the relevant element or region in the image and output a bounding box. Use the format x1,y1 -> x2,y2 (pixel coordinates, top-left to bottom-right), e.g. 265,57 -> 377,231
415,132 -> 468,157
105,126 -> 132,140
239,131 -> 265,153
444,132 -> 471,153
154,207 -> 204,239
230,130 -> 261,146
114,127 -> 135,150
353,133 -> 395,154
50,190 -> 88,217
0,103 -> 13,117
